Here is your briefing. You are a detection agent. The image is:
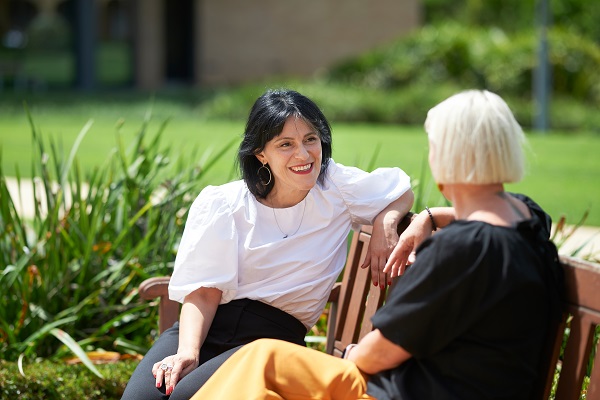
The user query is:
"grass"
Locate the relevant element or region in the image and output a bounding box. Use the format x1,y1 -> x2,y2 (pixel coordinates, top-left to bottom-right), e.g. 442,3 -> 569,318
0,96 -> 599,226
508,134 -> 600,227
0,113 -> 242,185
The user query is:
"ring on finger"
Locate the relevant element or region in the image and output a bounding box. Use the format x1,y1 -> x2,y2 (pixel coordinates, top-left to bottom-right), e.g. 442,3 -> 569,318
160,363 -> 174,371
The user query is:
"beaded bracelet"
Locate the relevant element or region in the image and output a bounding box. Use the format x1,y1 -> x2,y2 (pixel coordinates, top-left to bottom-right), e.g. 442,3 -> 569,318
425,206 -> 438,231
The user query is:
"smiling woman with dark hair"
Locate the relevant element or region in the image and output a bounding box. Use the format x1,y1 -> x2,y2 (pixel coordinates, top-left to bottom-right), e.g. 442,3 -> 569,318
120,88 -> 414,400
238,88 -> 334,197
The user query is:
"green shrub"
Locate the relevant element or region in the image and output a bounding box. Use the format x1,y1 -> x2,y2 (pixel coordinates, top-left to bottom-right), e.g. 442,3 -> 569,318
198,79 -> 464,126
196,24 -> 599,132
328,23 -> 600,101
422,0 -> 600,45
549,28 -> 600,103
324,23 -> 600,131
0,109 -> 235,370
0,359 -> 137,399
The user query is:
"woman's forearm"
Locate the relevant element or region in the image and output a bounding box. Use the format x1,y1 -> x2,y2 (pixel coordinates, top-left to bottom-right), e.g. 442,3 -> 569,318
424,206 -> 456,231
347,329 -> 412,375
373,190 -> 415,233
177,287 -> 222,356
364,190 -> 415,286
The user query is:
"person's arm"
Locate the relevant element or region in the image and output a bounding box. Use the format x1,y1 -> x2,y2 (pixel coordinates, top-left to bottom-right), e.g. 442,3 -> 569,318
346,329 -> 412,375
384,206 -> 456,277
153,286 -> 222,395
361,189 -> 415,287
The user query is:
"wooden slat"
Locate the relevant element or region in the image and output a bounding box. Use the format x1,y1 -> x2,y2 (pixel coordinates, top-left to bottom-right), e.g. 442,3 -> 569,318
333,232 -> 365,341
556,312 -> 596,399
587,337 -> 600,400
339,246 -> 371,346
325,284 -> 342,354
552,256 -> 600,400
359,284 -> 387,339
536,314 -> 569,400
331,226 -> 374,356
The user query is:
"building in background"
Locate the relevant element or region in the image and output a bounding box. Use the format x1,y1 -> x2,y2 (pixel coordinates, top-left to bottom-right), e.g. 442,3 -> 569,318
0,0 -> 420,91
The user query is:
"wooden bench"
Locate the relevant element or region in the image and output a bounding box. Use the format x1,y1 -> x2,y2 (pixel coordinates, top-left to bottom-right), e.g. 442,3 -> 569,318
138,221 -> 600,399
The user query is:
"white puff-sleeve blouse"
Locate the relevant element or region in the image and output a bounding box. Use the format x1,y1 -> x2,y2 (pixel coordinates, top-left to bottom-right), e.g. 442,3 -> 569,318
169,160 -> 411,328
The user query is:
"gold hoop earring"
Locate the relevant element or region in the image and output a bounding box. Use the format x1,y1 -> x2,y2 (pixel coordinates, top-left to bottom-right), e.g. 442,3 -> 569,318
258,163 -> 272,186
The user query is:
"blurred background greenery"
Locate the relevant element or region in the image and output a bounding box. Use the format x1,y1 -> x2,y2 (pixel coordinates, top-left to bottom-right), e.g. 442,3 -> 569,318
1,0 -> 599,397
1,0 -> 599,131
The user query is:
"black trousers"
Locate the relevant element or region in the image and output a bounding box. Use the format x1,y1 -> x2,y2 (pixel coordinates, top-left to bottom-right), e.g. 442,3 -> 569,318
121,299 -> 307,400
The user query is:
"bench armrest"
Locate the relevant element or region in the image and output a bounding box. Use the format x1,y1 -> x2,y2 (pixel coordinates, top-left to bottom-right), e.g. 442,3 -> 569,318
327,282 -> 341,303
139,276 -> 171,300
325,283 -> 342,354
139,276 -> 179,334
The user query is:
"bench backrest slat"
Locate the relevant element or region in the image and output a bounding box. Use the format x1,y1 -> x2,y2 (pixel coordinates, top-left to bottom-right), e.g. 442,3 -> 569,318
535,256 -> 600,400
334,230 -> 367,343
587,337 -> 600,400
330,224 -> 393,357
557,309 -> 596,399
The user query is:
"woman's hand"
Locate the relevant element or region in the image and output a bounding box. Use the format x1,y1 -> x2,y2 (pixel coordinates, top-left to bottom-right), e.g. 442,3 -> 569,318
383,207 -> 455,277
153,286 -> 222,395
152,351 -> 199,395
383,213 -> 431,277
363,222 -> 399,287
362,190 -> 414,287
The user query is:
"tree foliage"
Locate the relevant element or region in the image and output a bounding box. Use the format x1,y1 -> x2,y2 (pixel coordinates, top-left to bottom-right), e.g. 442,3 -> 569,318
423,0 -> 600,43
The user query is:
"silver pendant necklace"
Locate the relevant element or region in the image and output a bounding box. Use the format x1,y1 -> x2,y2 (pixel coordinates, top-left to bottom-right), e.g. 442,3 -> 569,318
271,198 -> 307,238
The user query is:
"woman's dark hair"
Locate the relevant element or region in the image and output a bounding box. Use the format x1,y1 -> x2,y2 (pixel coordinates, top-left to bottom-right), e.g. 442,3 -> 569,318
238,89 -> 333,198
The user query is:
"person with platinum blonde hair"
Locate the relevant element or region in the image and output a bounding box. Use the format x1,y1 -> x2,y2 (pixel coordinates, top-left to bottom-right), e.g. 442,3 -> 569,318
425,89 -> 525,185
189,89 -> 563,400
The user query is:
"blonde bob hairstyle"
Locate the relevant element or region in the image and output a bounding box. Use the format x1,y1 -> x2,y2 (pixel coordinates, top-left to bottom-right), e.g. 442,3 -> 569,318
425,90 -> 526,185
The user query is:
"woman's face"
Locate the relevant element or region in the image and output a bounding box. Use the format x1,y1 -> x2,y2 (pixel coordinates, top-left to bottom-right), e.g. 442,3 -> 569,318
256,116 -> 322,203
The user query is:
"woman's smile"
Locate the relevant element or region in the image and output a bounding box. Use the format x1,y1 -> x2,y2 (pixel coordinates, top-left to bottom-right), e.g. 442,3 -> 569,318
291,163 -> 313,173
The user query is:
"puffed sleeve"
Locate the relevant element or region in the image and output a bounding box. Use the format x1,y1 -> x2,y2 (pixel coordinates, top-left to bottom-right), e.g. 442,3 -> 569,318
168,185 -> 239,303
327,161 -> 411,226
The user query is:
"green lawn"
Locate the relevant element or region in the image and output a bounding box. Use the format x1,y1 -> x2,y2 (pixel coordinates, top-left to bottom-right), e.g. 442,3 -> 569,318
1,104 -> 599,227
